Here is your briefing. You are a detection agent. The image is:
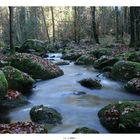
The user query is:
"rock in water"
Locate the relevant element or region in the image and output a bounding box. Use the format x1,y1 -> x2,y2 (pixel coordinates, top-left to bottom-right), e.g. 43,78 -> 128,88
1,66 -> 35,92
125,78 -> 140,94
98,101 -> 140,133
72,127 -> 99,133
0,70 -> 8,99
79,78 -> 102,89
0,53 -> 64,80
30,105 -> 62,124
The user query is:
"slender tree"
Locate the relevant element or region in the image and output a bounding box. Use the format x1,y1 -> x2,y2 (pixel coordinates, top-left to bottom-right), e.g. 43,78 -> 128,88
91,6 -> 100,44
74,7 -> 77,43
51,7 -> 55,43
115,6 -> 119,41
41,7 -> 50,43
9,6 -> 15,55
130,7 -> 140,48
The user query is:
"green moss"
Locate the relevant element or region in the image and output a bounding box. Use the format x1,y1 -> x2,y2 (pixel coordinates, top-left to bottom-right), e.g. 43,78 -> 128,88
98,101 -> 140,133
112,61 -> 140,81
90,48 -> 112,58
0,70 -> 8,98
2,53 -> 63,80
30,105 -> 62,124
75,54 -> 96,65
1,66 -> 35,92
72,127 -> 99,134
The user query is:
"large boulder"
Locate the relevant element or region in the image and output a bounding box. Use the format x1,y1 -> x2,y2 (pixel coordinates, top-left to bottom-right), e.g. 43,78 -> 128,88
30,105 -> 62,124
98,101 -> 140,133
0,70 -> 8,99
62,50 -> 84,61
79,78 -> 102,89
0,89 -> 28,108
75,54 -> 97,65
19,39 -> 47,55
72,127 -> 99,134
90,48 -> 112,59
0,53 -> 63,80
125,78 -> 140,94
111,61 -> 140,81
1,66 -> 35,92
94,56 -> 118,69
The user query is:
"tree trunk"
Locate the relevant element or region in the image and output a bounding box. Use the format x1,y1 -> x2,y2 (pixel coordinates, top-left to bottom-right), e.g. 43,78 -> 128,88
115,6 -> 119,41
41,7 -> 50,43
74,7 -> 77,43
9,7 -> 15,55
91,7 -> 100,44
130,7 -> 140,48
51,7 -> 55,43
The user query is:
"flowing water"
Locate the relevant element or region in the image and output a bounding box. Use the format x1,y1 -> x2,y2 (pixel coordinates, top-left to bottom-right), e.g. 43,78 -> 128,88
2,53 -> 140,133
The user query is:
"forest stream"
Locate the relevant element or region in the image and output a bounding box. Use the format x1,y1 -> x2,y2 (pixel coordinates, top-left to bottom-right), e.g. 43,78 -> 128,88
1,53 -> 140,133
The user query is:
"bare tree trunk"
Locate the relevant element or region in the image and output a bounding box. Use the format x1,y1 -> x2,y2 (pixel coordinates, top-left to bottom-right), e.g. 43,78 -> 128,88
51,7 -> 55,43
115,6 -> 119,41
74,7 -> 77,43
91,6 -> 100,44
9,7 -> 15,55
41,7 -> 50,43
130,7 -> 140,48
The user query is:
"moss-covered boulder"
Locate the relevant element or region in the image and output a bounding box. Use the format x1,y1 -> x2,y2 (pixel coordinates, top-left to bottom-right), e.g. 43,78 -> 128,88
0,122 -> 48,133
0,89 -> 28,108
125,78 -> 140,94
112,61 -> 140,81
72,127 -> 99,134
79,78 -> 102,89
62,51 -> 84,61
19,39 -> 47,54
1,66 -> 35,92
98,101 -> 140,133
0,70 -> 8,99
30,105 -> 62,124
75,54 -> 97,65
55,60 -> 70,65
1,53 -> 63,80
90,48 -> 112,59
116,51 -> 140,63
94,56 -> 110,69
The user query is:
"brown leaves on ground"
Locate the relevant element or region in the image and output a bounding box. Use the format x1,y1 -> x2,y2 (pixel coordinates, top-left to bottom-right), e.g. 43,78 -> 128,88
0,122 -> 47,134
5,89 -> 21,100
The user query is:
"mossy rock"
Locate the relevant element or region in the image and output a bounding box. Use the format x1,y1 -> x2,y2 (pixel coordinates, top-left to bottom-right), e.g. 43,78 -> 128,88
90,48 -> 112,59
62,51 -> 84,61
0,70 -> 8,99
30,105 -> 62,124
75,54 -> 97,65
0,96 -> 28,109
98,101 -> 140,133
111,61 -> 140,81
19,39 -> 47,54
55,60 -> 70,65
79,78 -> 102,89
94,56 -> 110,69
72,127 -> 99,134
1,53 -> 63,80
116,51 -> 140,63
125,78 -> 140,94
1,66 -> 35,93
